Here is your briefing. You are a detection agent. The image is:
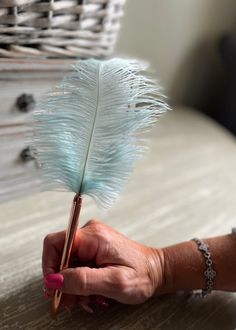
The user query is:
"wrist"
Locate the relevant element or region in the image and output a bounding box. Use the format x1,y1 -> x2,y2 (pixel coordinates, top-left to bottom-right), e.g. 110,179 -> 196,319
159,247 -> 175,294
160,241 -> 206,293
146,247 -> 173,296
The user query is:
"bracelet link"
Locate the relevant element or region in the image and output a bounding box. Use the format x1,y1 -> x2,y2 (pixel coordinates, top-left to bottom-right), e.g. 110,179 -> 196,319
192,238 -> 217,298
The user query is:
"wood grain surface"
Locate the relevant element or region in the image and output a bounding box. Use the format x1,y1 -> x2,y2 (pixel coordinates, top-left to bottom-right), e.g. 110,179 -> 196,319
1,108 -> 236,329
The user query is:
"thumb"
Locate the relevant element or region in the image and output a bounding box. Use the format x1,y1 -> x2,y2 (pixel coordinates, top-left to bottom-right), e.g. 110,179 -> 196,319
60,266 -> 119,298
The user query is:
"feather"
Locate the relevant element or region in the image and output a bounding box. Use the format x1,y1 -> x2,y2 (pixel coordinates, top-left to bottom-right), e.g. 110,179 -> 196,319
32,58 -> 169,208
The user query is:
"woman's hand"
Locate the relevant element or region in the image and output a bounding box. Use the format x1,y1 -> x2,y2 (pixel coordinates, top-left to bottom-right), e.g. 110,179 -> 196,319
42,220 -> 165,311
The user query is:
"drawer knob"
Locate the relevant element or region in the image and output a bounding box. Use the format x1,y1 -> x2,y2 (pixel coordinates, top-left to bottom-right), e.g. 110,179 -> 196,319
20,147 -> 35,162
16,93 -> 35,113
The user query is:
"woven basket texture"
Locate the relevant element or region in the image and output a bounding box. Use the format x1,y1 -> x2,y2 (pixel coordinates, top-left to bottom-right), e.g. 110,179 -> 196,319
0,0 -> 125,58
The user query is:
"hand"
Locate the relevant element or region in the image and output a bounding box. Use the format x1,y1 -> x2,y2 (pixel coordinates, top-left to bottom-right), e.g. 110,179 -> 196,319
42,220 -> 165,311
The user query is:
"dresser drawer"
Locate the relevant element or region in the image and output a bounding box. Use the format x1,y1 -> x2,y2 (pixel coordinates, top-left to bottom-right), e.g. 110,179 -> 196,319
0,70 -> 70,125
0,123 -> 39,202
0,59 -> 73,202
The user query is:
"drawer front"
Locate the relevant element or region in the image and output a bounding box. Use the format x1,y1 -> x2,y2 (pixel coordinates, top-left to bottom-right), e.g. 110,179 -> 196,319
0,124 -> 40,202
0,67 -> 69,203
0,71 -> 66,125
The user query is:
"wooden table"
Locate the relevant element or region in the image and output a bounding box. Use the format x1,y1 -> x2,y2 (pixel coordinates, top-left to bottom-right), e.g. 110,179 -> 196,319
1,108 -> 236,329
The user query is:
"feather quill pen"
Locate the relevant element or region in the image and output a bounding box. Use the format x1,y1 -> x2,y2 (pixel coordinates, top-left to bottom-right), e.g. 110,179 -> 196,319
32,58 -> 169,318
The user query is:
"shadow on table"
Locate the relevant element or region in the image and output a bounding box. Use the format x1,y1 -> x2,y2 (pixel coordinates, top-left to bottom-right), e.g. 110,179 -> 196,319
1,278 -> 236,330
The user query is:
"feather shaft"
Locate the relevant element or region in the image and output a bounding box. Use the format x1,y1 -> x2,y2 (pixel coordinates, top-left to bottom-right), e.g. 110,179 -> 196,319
79,62 -> 102,194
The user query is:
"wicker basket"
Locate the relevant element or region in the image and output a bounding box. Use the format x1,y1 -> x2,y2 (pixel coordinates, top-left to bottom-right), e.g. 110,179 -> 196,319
0,0 -> 125,59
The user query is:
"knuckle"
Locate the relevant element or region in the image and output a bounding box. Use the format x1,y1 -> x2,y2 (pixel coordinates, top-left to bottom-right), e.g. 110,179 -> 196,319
43,231 -> 65,249
88,220 -> 105,236
140,286 -> 152,301
84,220 -> 113,242
86,219 -> 105,234
43,233 -> 54,247
86,219 -> 101,227
115,271 -> 129,292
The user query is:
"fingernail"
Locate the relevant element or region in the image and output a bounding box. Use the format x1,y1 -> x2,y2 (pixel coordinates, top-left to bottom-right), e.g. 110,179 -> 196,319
44,273 -> 64,289
95,297 -> 109,309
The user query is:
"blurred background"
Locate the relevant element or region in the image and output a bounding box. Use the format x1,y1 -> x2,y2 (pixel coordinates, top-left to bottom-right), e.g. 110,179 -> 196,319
114,0 -> 236,135
1,0 -> 236,204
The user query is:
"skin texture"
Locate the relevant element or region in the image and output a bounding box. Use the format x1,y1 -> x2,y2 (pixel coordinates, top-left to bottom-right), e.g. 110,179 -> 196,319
163,234 -> 236,293
42,220 -> 164,311
43,220 -> 236,312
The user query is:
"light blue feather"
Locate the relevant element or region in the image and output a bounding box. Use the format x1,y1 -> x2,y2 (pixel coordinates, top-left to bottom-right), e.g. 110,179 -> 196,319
32,58 -> 169,208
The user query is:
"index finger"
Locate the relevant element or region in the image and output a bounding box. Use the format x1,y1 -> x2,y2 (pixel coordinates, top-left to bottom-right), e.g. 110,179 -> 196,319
42,230 -> 66,276
42,224 -> 100,276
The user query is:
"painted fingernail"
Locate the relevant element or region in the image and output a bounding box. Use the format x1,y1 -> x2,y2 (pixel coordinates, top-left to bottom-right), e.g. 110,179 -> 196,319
95,297 -> 109,309
44,273 -> 64,289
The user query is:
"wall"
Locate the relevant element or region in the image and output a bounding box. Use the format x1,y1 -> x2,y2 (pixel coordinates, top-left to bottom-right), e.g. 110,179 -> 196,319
114,0 -> 236,105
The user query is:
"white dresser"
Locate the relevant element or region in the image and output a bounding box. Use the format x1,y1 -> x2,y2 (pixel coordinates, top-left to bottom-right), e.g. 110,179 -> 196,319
0,59 -> 74,202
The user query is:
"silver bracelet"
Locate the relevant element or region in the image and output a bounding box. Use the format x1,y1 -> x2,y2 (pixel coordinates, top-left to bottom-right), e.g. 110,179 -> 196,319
192,238 -> 216,298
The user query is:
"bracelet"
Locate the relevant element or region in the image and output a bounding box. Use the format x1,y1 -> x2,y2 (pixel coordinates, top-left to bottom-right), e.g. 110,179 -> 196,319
192,238 -> 216,298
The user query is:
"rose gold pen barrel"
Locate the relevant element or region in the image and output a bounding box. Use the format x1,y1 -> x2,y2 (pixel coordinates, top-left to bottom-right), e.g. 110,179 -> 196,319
51,193 -> 82,319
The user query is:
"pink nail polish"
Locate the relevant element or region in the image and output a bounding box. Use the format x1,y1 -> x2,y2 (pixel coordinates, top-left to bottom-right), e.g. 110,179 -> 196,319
44,273 -> 64,289
95,297 -> 109,309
